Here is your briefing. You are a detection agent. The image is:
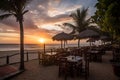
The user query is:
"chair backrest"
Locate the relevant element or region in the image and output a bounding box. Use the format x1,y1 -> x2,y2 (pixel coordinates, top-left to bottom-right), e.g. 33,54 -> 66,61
113,48 -> 120,62
84,51 -> 90,77
77,49 -> 83,56
59,57 -> 67,63
58,57 -> 68,67
38,52 -> 44,59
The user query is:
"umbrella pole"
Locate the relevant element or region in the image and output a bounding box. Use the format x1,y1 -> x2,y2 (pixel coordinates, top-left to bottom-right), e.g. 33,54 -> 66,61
64,40 -> 65,48
78,39 -> 80,48
66,41 -> 67,48
103,41 -> 105,46
61,40 -> 62,48
44,43 -> 45,54
64,41 -> 65,48
89,42 -> 91,46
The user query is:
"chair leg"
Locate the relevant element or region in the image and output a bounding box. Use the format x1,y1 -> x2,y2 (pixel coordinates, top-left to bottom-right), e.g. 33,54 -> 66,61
64,74 -> 67,80
85,76 -> 88,80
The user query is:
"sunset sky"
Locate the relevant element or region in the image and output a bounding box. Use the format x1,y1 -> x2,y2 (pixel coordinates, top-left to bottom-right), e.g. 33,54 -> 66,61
0,0 -> 97,44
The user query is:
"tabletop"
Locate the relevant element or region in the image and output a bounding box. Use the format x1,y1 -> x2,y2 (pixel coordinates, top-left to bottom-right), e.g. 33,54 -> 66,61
65,55 -> 83,62
45,52 -> 57,56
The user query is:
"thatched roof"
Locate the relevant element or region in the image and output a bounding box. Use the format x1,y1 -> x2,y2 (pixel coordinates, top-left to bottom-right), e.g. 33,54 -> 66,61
87,38 -> 96,42
52,32 -> 74,41
76,29 -> 99,39
100,36 -> 112,42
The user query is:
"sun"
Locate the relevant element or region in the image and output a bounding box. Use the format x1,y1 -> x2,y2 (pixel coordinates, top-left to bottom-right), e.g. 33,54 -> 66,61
39,38 -> 45,43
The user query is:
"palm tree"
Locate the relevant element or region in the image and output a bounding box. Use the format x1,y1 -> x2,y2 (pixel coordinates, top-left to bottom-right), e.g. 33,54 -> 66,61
63,8 -> 90,47
0,0 -> 32,70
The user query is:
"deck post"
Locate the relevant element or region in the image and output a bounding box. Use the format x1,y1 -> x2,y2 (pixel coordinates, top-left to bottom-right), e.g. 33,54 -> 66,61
6,56 -> 9,64
38,51 -> 40,64
26,52 -> 29,61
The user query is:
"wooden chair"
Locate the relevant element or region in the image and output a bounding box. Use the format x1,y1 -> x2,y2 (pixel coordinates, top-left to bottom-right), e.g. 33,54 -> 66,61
71,48 -> 83,57
54,51 -> 69,65
97,51 -> 103,62
82,49 -> 90,80
84,52 -> 90,80
58,57 -> 69,80
38,52 -> 51,65
75,60 -> 83,76
38,52 -> 44,64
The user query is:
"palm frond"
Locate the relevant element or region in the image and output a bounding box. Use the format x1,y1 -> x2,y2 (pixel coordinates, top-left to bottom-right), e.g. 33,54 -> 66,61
22,0 -> 32,5
64,7 -> 91,34
63,23 -> 77,34
69,28 -> 76,35
76,8 -> 81,19
0,14 -> 13,20
80,8 -> 88,22
18,0 -> 32,10
0,0 -> 11,12
63,23 -> 76,29
22,10 -> 29,15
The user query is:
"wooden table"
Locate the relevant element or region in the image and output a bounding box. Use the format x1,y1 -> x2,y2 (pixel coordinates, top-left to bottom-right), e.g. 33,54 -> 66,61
65,55 -> 83,77
43,52 -> 57,65
88,50 -> 102,62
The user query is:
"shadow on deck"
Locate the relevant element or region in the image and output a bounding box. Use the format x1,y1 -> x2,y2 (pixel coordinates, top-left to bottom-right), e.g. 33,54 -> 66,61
0,65 -> 23,80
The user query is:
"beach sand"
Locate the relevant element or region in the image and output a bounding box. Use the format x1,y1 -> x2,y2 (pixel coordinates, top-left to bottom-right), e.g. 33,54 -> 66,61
9,51 -> 118,80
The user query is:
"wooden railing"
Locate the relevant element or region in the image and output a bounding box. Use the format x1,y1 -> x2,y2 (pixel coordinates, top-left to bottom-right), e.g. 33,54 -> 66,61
0,49 -> 56,66
0,52 -> 38,66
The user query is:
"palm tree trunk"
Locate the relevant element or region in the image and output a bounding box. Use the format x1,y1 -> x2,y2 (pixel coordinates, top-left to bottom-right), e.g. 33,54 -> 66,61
19,20 -> 25,70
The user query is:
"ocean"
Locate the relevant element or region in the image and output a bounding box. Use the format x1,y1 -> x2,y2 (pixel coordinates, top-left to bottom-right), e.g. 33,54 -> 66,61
0,44 -> 79,51
0,43 -> 91,52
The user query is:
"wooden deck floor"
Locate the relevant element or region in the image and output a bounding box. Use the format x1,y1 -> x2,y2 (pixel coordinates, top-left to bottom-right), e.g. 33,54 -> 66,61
0,65 -> 18,77
1,51 -> 119,80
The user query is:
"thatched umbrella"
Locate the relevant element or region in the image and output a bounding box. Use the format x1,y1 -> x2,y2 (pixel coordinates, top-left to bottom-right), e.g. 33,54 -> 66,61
76,29 -> 99,47
87,38 -> 97,46
87,38 -> 96,42
76,29 -> 99,38
100,36 -> 112,41
52,32 -> 74,48
100,36 -> 112,45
